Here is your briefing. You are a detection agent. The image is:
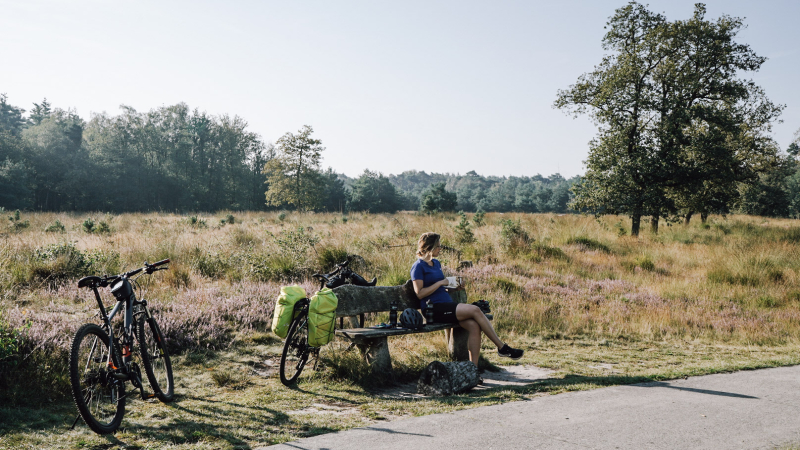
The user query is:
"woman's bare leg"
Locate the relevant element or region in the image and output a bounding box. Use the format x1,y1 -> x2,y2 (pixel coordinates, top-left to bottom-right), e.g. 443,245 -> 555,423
459,319 -> 482,366
455,303 -> 504,348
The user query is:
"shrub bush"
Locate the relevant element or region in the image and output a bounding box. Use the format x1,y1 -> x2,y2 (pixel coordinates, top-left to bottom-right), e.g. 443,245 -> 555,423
268,227 -> 320,268
82,217 -> 95,233
499,219 -> 531,255
44,220 -> 65,233
566,236 -> 611,253
316,246 -> 349,272
472,210 -> 485,227
454,211 -> 475,244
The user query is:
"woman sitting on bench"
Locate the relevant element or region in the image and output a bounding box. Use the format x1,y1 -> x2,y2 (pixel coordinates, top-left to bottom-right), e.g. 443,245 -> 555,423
410,232 -> 523,367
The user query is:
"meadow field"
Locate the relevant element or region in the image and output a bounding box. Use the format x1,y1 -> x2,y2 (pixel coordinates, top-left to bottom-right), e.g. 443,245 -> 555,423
2,210 -> 800,449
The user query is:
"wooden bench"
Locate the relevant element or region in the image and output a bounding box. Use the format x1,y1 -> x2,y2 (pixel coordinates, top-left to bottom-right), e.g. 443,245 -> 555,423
332,280 -> 488,373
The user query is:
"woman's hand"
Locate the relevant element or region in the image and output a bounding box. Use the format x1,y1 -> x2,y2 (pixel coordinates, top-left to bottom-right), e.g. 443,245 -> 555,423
412,279 -> 450,300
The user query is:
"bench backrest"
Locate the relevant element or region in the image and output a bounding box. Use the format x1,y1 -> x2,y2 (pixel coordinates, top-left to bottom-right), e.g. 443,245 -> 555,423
331,280 -> 466,317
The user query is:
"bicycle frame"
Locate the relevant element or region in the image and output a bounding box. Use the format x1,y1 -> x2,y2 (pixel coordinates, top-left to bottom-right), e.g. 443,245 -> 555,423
71,258 -> 173,434
88,276 -> 150,373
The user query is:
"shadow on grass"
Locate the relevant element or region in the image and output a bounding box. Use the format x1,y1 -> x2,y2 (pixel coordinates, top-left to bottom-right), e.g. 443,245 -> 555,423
1,391 -> 337,449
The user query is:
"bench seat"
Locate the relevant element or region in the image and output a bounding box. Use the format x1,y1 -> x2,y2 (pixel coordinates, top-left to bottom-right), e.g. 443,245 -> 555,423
330,280 -> 488,372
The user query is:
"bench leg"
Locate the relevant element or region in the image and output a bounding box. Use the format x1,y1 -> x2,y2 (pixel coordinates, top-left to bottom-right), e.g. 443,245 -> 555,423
356,337 -> 392,373
447,327 -> 470,362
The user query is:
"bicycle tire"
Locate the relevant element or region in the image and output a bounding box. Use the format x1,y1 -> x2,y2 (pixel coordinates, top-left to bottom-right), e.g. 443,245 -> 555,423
69,323 -> 126,434
137,316 -> 175,402
280,311 -> 310,386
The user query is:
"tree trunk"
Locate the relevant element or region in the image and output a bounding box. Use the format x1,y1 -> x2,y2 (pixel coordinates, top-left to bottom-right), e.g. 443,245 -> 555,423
631,215 -> 641,237
650,215 -> 659,234
684,212 -> 693,225
417,361 -> 480,396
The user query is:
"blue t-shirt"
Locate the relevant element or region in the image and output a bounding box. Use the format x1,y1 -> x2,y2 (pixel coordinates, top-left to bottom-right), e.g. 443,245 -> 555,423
410,258 -> 452,309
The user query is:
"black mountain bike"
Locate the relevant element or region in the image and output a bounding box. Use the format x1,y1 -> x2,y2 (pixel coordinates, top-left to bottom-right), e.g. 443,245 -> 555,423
70,260 -> 175,434
279,258 -> 376,386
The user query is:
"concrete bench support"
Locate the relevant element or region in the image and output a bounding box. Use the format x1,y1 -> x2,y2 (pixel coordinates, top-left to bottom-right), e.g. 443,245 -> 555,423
446,327 -> 470,362
355,336 -> 392,373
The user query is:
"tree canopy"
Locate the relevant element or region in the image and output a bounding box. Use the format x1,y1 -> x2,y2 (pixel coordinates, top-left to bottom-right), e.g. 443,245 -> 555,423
263,125 -> 325,211
555,2 -> 784,234
348,170 -> 401,213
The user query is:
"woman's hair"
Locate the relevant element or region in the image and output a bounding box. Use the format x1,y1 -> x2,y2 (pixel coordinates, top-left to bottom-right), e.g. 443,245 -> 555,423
416,232 -> 441,258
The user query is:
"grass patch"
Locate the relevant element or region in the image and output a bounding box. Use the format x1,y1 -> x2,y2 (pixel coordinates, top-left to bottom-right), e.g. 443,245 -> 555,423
1,338 -> 799,449
566,236 -> 612,253
622,255 -> 656,272
4,211 -> 800,446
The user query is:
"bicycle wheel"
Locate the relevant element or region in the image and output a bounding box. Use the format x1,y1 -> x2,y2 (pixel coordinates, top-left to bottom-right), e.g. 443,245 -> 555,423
137,316 -> 174,402
280,311 -> 310,386
69,323 -> 126,434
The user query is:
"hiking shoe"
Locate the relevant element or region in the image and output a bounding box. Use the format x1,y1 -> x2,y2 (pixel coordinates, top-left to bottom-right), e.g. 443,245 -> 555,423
498,344 -> 524,360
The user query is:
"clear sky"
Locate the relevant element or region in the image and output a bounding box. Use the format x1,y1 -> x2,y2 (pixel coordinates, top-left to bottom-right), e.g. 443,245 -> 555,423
1,0 -> 797,178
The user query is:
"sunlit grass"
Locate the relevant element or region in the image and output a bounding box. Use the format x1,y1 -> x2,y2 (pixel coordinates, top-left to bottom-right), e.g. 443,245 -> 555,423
3,211 -> 800,447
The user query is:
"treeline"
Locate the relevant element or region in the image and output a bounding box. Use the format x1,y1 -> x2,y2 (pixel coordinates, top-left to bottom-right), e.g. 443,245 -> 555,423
0,96 -> 271,212
0,94 -> 579,214
1,93 -> 797,217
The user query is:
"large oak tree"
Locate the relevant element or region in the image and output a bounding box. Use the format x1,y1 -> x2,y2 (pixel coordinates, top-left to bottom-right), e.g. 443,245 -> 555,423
555,2 -> 783,235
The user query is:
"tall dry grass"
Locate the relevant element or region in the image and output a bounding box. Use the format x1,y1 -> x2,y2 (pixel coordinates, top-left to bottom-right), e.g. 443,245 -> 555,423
2,210 -> 800,401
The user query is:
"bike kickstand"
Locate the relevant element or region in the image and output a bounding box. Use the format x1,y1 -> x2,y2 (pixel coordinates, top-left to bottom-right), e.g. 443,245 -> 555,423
70,414 -> 82,430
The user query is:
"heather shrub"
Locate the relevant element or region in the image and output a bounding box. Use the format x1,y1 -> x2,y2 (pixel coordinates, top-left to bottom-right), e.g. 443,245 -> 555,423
1,301 -> 85,403
151,282 -> 280,353
4,211 -> 800,396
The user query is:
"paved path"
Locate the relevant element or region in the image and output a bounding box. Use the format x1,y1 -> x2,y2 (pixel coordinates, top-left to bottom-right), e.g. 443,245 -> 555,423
261,365 -> 800,450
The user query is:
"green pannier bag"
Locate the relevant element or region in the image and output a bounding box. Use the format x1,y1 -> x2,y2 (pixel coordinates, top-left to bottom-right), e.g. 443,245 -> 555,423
271,285 -> 307,338
308,287 -> 338,347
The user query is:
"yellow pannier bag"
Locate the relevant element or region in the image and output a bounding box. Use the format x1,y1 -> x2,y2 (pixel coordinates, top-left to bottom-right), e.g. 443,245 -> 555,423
308,288 -> 338,347
271,285 -> 307,338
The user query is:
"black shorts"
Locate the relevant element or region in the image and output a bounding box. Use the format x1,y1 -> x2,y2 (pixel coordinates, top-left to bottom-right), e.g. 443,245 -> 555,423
431,302 -> 459,324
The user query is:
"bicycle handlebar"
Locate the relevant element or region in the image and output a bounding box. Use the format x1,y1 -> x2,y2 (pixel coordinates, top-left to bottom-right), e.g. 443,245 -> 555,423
78,260 -> 171,289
